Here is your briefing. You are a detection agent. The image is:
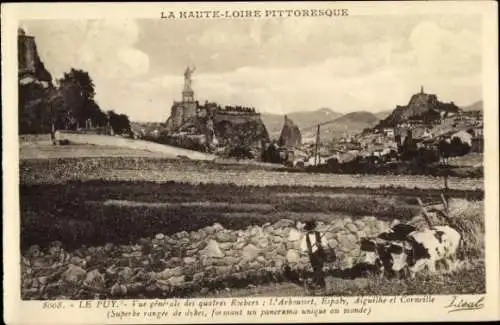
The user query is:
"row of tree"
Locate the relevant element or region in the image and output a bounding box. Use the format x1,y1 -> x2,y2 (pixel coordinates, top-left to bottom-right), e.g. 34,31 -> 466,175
396,131 -> 471,165
19,68 -> 131,135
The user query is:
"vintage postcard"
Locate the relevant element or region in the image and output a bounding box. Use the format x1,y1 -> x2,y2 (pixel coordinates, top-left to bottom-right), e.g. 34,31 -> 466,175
2,1 -> 499,324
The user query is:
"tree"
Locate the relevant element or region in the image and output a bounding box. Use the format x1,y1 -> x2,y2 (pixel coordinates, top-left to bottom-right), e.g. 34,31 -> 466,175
18,81 -> 58,134
450,137 -> 471,156
18,66 -> 113,134
57,68 -> 97,129
87,100 -> 108,127
107,110 -> 131,134
398,131 -> 418,162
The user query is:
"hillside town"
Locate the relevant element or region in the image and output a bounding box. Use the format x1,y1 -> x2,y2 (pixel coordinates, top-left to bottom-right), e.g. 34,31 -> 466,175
277,88 -> 483,170
18,27 -> 483,174
133,65 -> 483,172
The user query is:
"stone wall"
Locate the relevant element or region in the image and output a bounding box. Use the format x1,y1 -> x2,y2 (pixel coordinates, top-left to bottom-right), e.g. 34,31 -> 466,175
19,133 -> 52,145
213,112 -> 262,124
22,216 -> 392,299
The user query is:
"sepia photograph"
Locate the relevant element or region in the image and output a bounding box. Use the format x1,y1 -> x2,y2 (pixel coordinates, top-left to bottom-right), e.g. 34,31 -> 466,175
17,14 -> 487,300
3,1 -> 499,324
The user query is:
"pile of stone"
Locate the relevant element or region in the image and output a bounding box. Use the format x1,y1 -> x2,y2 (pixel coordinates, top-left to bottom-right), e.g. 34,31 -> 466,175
21,216 -> 391,299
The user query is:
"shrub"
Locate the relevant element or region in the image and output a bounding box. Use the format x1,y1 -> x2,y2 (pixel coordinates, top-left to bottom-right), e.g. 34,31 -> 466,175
447,199 -> 485,259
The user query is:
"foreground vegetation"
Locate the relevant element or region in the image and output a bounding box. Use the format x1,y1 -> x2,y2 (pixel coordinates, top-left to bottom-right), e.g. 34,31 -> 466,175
194,261 -> 486,298
20,157 -> 484,191
21,197 -> 485,299
20,181 -> 416,250
19,154 -> 485,298
21,179 -> 483,250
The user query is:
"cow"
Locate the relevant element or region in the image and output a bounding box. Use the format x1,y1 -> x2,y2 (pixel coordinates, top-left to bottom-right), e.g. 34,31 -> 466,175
358,223 -> 418,278
379,223 -> 418,242
358,237 -> 388,277
386,225 -> 462,278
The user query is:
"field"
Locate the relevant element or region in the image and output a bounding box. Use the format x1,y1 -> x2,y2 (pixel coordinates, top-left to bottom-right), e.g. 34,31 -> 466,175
20,156 -> 483,190
448,153 -> 483,167
20,144 -> 171,159
19,144 -> 485,298
19,133 -> 216,161
193,260 -> 485,298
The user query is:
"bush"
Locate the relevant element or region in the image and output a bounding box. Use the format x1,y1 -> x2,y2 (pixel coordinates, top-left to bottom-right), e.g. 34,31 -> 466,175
447,199 -> 485,259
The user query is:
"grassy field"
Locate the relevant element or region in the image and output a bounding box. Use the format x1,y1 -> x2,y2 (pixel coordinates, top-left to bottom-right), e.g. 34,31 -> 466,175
20,178 -> 484,249
19,133 -> 216,160
18,145 -> 486,297
191,260 -> 485,298
448,153 -> 483,167
19,144 -> 171,159
20,156 -> 483,191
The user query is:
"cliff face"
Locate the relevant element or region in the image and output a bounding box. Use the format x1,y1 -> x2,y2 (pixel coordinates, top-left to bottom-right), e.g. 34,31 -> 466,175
18,28 -> 53,86
213,112 -> 270,150
164,107 -> 270,154
18,28 -> 56,134
165,103 -> 184,132
379,88 -> 460,127
278,115 -> 302,148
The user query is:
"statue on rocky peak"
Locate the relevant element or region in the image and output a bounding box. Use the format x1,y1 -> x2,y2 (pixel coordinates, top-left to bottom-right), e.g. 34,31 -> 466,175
184,66 -> 195,83
183,66 -> 196,94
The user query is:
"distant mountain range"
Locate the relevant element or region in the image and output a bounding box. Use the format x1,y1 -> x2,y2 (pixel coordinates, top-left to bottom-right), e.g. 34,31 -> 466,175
261,108 -> 342,139
374,110 -> 392,120
313,111 -> 380,141
461,100 -> 483,112
261,108 -> 380,141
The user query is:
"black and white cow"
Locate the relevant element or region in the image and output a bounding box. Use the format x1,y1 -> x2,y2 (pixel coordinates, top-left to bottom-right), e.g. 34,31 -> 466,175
386,225 -> 462,278
359,223 -> 418,277
359,237 -> 389,277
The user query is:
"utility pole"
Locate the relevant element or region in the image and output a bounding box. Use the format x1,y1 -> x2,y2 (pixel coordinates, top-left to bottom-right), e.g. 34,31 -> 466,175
315,124 -> 320,166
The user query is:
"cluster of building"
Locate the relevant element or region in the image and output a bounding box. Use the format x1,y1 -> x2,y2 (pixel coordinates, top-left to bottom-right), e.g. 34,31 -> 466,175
277,87 -> 483,168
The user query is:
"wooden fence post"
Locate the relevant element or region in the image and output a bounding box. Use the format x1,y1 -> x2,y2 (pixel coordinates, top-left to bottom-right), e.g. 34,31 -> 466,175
416,197 -> 434,228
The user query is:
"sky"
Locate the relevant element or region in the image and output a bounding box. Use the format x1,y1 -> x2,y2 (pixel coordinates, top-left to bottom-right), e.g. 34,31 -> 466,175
22,14 -> 482,122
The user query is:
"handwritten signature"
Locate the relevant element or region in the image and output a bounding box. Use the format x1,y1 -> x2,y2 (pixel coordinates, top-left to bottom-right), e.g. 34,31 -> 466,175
444,296 -> 485,313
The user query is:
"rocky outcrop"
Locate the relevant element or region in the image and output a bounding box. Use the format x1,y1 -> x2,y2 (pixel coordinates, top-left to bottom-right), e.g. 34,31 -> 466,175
18,28 -> 52,87
18,28 -> 56,134
163,113 -> 269,155
21,216 -> 392,299
165,103 -> 185,132
164,70 -> 270,155
214,113 -> 269,151
278,115 -> 302,148
378,87 -> 461,127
